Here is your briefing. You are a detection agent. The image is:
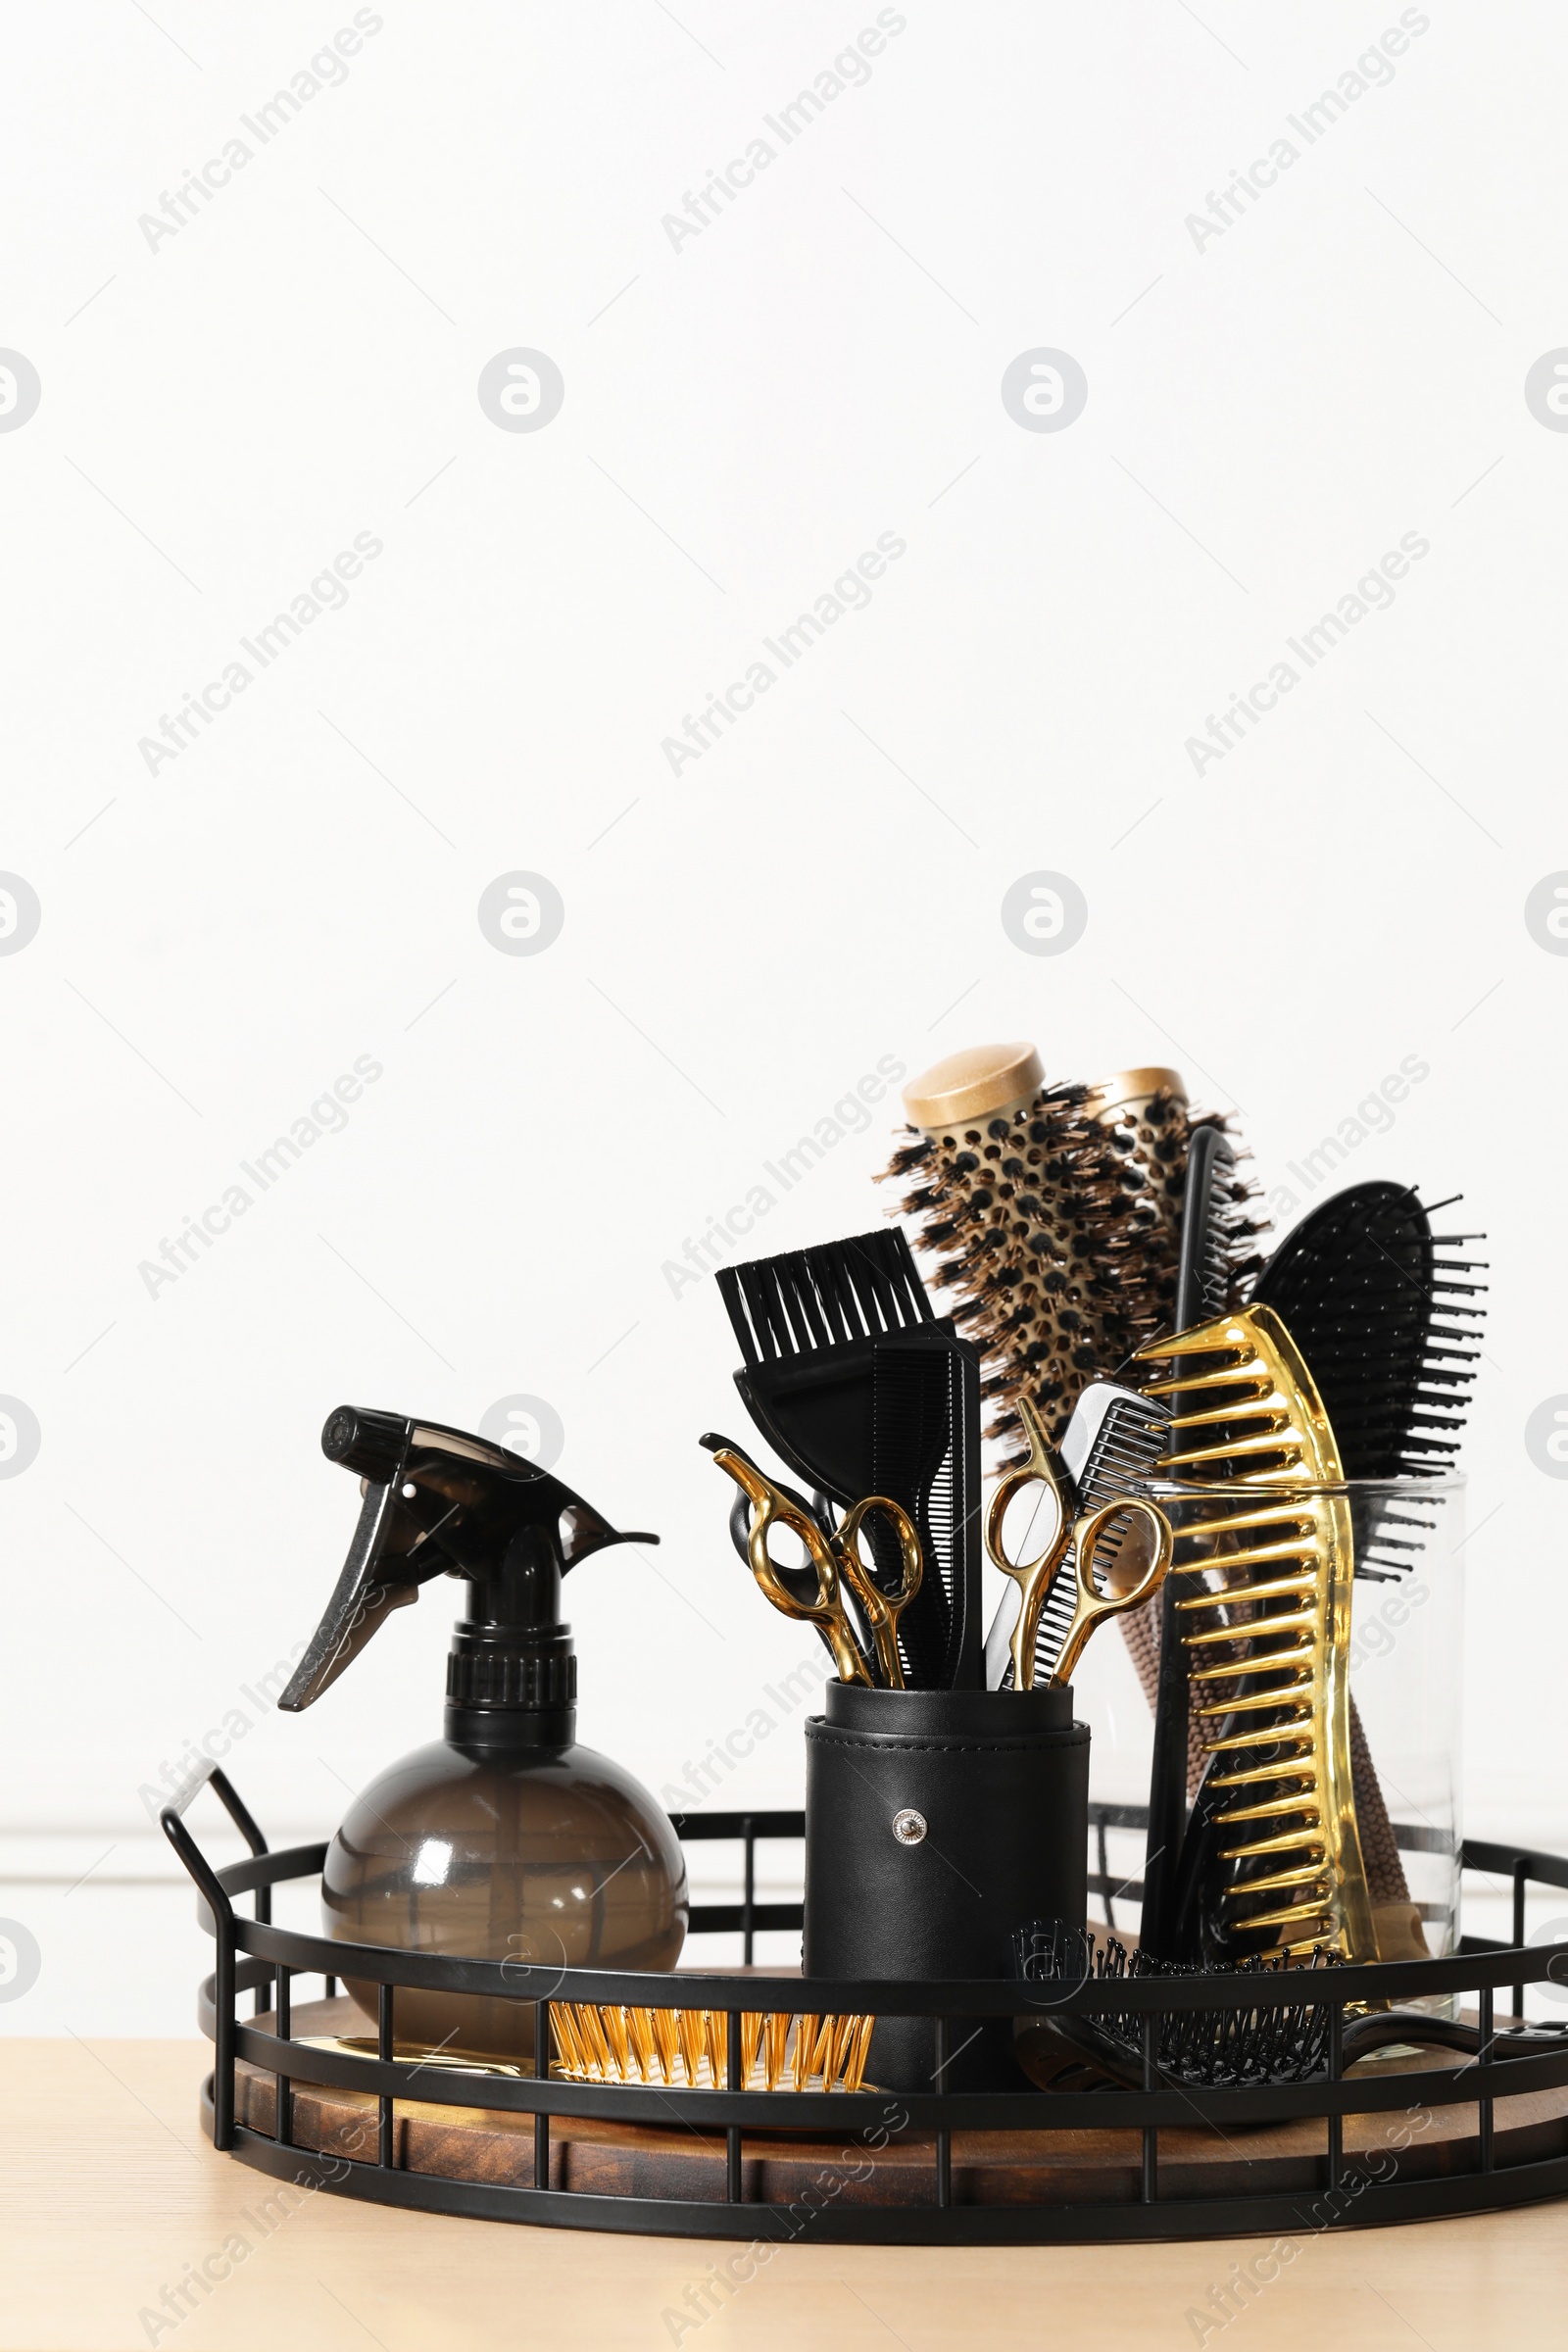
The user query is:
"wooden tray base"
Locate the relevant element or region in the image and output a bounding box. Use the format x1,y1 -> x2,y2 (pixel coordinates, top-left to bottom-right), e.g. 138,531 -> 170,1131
235,1998 -> 1568,2210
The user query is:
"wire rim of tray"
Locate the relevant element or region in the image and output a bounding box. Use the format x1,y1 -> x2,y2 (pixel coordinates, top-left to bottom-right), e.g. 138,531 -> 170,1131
163,1768 -> 1568,2242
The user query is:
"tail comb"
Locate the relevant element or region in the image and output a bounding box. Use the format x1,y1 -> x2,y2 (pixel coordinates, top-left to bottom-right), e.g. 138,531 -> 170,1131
1141,1125 -> 1241,1957
872,1331 -> 983,1689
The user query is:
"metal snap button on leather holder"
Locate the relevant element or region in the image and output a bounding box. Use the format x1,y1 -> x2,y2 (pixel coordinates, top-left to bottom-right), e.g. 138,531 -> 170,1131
892,1808 -> 927,1845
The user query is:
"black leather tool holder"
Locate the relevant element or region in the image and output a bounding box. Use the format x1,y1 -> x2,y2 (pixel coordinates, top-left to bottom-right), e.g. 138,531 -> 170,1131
803,1684 -> 1090,2091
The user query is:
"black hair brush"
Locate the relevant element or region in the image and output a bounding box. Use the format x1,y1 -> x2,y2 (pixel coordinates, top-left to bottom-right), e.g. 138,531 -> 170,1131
1222,1179 -> 1489,1955
1012,1921 -> 1341,2090
1250,1181 -> 1488,1569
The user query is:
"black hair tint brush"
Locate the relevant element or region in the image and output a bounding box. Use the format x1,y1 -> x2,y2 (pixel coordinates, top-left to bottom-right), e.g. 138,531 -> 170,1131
713,1228 -> 942,1510
714,1229 -> 985,1689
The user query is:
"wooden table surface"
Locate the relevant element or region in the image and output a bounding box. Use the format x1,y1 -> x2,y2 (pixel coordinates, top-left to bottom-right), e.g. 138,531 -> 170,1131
3,2038 -> 1566,2351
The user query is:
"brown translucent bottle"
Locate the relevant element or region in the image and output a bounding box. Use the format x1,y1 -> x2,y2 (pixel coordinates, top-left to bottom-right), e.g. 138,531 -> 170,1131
280,1407 -> 687,2064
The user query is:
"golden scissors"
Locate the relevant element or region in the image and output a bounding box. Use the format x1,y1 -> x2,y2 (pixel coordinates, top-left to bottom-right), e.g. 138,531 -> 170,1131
702,1436 -> 922,1688
985,1395 -> 1172,1690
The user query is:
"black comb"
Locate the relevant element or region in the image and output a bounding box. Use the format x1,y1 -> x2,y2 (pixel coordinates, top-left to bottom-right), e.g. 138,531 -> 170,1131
872,1330 -> 984,1690
1142,1125 -> 1238,1957
713,1228 -> 945,1521
1250,1181 -> 1487,1577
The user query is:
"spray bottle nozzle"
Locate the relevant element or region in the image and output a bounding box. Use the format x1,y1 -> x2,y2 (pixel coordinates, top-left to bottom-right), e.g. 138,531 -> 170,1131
278,1407 -> 658,1745
320,1404 -> 407,1485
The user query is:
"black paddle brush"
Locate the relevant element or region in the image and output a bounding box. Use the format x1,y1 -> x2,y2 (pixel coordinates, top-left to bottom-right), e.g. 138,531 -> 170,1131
1250,1181 -> 1487,1576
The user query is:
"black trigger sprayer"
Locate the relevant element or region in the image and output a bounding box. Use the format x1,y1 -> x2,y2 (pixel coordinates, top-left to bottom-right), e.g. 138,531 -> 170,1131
277,1406 -> 688,2062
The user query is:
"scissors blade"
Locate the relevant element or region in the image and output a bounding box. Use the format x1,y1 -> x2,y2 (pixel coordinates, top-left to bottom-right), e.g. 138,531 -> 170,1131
704,1434 -> 872,1682
982,1410 -> 1074,1690
982,1383 -> 1168,1689
1050,1497 -> 1173,1688
833,1495 -> 922,1688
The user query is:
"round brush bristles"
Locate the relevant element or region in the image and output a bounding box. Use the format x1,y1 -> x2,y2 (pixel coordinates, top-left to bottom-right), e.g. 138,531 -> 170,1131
882,1071 -> 1264,1452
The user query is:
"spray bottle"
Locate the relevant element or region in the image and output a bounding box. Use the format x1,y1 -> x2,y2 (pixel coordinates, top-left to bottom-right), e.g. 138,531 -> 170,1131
279,1405 -> 687,2062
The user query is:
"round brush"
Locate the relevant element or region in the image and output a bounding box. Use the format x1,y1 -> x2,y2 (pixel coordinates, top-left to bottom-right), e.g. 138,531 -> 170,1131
882,1045 -> 1265,1453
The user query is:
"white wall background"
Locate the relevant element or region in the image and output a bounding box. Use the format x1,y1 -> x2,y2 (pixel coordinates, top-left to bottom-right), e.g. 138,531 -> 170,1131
3,0 -> 1566,2033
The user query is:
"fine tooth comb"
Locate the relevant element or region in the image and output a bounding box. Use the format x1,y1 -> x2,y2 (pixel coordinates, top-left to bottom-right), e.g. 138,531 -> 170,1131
1135,1302 -> 1377,1964
1141,1124 -> 1241,1958
982,1382 -> 1173,1690
871,1329 -> 983,1690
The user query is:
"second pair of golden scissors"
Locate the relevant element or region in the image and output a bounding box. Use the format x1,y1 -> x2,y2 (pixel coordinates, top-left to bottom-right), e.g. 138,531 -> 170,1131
986,1396 -> 1173,1690
702,1436 -> 921,1688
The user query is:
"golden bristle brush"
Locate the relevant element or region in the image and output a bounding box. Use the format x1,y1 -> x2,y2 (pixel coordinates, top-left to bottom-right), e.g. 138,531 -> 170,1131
1136,1302 -> 1377,1965
550,2004 -> 874,2093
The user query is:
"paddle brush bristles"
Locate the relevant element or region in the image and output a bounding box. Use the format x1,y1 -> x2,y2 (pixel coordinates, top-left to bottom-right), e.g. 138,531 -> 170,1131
1250,1184 -> 1486,1482
1250,1184 -> 1487,1583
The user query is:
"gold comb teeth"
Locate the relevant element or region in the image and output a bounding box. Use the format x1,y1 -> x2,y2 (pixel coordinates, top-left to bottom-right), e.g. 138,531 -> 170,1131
1135,1303 -> 1375,1962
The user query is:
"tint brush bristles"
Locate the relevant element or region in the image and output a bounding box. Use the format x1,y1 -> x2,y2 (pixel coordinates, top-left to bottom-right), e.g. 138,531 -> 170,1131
718,1231 -> 932,1369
